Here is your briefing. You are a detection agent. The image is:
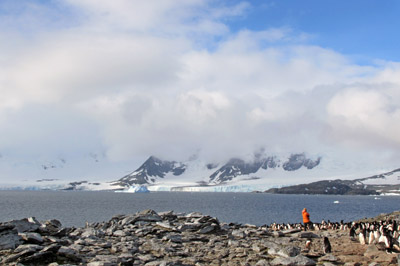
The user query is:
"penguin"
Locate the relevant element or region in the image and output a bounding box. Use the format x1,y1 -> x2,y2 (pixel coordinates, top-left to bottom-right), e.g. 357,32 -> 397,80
368,230 -> 375,245
305,239 -> 312,250
374,229 -> 381,242
359,228 -> 367,245
340,220 -> 345,230
323,236 -> 332,254
378,228 -> 386,244
349,226 -> 356,240
382,229 -> 393,252
393,230 -> 399,239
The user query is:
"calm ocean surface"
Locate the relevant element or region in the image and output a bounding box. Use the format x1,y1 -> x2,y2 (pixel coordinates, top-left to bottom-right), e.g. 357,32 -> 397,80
0,191 -> 399,227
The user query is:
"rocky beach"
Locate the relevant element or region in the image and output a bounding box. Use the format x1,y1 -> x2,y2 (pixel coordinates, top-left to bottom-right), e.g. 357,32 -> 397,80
1,209 -> 399,266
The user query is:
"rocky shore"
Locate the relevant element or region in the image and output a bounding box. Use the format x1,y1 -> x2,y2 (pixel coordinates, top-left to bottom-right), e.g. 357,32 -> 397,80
1,210 -> 399,266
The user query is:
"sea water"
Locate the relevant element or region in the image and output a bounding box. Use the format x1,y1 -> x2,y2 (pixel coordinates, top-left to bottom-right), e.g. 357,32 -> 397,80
0,191 -> 398,227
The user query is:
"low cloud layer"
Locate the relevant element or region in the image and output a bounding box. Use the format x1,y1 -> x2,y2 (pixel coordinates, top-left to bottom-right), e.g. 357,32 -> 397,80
1,0 -> 400,168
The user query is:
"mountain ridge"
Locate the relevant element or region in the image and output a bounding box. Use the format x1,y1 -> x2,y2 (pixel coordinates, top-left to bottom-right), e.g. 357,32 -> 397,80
265,168 -> 400,195
112,153 -> 321,189
0,152 -> 398,194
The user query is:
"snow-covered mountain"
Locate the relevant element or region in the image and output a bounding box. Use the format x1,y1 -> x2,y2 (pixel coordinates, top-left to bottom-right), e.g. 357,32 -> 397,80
115,156 -> 186,186
111,153 -> 326,192
0,150 -> 399,193
0,152 -> 132,190
110,153 -> 400,193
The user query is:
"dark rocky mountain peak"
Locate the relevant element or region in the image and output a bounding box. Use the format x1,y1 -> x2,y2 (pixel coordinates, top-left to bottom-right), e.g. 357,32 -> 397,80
113,152 -> 323,188
282,153 -> 321,171
116,156 -> 186,186
209,156 -> 279,184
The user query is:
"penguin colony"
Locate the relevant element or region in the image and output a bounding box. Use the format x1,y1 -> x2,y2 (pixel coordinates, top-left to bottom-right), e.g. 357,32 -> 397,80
268,219 -> 400,253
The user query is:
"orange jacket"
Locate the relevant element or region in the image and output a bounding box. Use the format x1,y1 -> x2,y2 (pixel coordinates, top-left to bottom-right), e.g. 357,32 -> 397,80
302,209 -> 310,223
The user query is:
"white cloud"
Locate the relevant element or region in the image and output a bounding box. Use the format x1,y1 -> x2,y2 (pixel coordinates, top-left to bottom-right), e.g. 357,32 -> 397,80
0,0 -> 400,173
327,85 -> 400,149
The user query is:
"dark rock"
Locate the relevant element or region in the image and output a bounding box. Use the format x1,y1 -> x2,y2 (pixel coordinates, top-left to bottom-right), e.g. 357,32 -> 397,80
232,229 -> 246,238
42,243 -> 61,253
19,232 -> 44,244
14,244 -> 43,253
39,219 -> 62,235
199,225 -> 218,234
272,231 -> 285,237
57,246 -> 82,262
297,232 -> 320,238
270,254 -> 316,265
268,245 -> 300,258
19,250 -> 55,264
164,234 -> 183,243
2,249 -> 36,263
0,224 -> 15,233
6,218 -> 40,233
135,209 -> 163,222
52,227 -> 72,237
0,229 -> 22,250
319,254 -> 338,262
255,259 -> 271,266
281,228 -> 302,235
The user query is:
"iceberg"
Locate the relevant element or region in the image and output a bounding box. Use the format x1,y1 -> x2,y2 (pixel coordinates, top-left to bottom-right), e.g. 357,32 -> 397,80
116,185 -> 150,193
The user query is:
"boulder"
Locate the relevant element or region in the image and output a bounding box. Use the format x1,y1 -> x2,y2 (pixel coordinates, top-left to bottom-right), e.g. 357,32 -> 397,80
57,246 -> 82,262
199,224 -> 218,234
87,262 -> 115,266
155,221 -> 176,230
19,250 -> 55,264
7,218 -> 40,233
232,229 -> 246,238
178,223 -> 202,232
42,243 -> 61,253
39,219 -> 62,235
19,232 -> 44,244
0,229 -> 22,250
0,224 -> 15,232
319,254 -> 338,262
296,232 -> 320,239
135,209 -> 162,223
268,245 -> 300,258
272,231 -> 285,237
112,230 -> 126,237
2,249 -> 37,264
163,234 -> 182,243
271,254 -> 316,265
255,259 -> 271,266
281,228 -> 302,234
81,228 -> 104,238
14,244 -> 43,253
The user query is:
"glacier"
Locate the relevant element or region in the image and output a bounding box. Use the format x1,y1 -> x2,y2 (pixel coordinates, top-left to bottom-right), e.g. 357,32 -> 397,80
0,150 -> 399,193
115,185 -> 150,193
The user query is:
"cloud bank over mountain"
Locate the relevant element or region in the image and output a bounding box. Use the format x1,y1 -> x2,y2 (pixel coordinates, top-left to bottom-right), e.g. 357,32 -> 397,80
0,0 -> 399,176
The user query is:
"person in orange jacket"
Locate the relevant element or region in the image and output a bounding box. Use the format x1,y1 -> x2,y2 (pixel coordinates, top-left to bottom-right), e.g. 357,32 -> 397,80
302,208 -> 312,231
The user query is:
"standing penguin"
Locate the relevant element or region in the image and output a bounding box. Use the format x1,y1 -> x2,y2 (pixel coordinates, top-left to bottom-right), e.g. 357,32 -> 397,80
368,229 -> 375,245
374,228 -> 381,242
323,237 -> 332,254
305,239 -> 312,251
359,228 -> 367,245
349,226 -> 356,240
381,228 -> 393,253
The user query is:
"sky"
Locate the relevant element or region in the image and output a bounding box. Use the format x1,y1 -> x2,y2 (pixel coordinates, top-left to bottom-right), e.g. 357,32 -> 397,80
0,0 -> 400,175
